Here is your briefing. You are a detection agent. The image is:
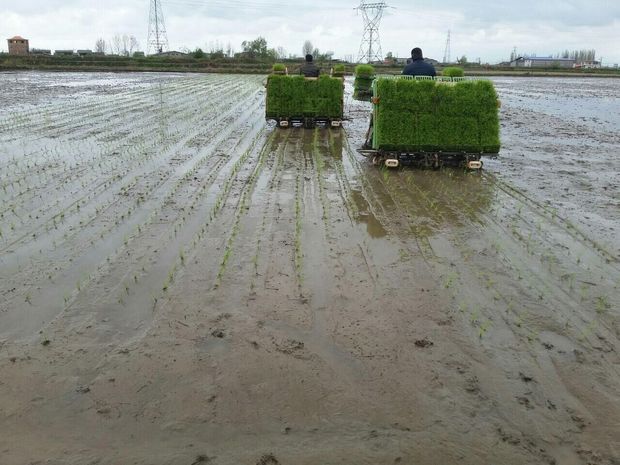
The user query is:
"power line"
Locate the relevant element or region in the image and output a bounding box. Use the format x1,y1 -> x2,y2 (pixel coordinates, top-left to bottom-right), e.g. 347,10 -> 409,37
147,0 -> 170,55
162,0 -> 351,11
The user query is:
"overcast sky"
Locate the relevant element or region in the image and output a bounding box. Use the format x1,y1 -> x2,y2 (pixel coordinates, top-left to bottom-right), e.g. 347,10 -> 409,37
1,0 -> 619,64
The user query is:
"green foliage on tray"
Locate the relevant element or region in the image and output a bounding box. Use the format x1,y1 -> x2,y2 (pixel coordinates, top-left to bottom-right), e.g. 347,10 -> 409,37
266,74 -> 344,118
373,78 -> 500,153
272,63 -> 286,72
355,64 -> 375,77
442,66 -> 465,77
333,64 -> 346,76
354,64 -> 376,96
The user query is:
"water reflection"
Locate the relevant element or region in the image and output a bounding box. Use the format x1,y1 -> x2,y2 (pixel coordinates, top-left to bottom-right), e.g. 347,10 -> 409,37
354,164 -> 496,240
264,126 -> 495,242
350,188 -> 388,238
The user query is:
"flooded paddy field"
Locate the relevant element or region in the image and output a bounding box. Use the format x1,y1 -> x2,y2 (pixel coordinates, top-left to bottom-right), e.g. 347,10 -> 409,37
0,72 -> 618,465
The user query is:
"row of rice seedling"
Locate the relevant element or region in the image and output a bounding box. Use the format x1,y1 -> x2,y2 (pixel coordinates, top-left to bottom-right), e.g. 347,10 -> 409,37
373,78 -> 501,153
266,75 -> 343,118
108,93 -> 267,308
1,76 -> 264,311
1,77 -> 256,250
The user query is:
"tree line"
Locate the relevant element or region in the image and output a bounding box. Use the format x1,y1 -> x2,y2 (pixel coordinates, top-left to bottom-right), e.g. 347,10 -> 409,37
555,49 -> 597,62
95,35 -> 140,56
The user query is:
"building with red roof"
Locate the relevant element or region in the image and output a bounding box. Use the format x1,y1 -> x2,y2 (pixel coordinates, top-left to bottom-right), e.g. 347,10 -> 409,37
8,36 -> 29,55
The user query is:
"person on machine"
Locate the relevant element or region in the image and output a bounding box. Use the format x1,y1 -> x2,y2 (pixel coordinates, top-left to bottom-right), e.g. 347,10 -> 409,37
299,54 -> 320,77
402,47 -> 436,77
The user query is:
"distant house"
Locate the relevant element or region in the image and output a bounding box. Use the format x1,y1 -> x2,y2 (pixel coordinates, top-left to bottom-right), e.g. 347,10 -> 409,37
391,57 -> 438,66
77,50 -> 93,57
7,36 -> 29,55
31,48 -> 52,56
574,60 -> 601,69
54,50 -> 75,56
511,56 -> 575,68
155,51 -> 188,57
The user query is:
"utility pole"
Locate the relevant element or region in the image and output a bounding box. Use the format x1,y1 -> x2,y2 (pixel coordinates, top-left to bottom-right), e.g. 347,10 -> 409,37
443,30 -> 451,64
355,2 -> 390,63
147,0 -> 169,55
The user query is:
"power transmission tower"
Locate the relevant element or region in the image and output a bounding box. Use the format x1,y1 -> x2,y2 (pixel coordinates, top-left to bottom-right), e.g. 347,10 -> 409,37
147,0 -> 169,55
356,2 -> 389,63
443,30 -> 451,64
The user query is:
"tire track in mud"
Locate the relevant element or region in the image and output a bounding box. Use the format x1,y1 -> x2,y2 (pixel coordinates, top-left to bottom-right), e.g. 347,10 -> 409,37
0,79 -> 267,339
339,149 -> 619,462
375,164 -> 618,355
342,141 -> 618,348
340,137 -> 439,269
169,128 -> 378,387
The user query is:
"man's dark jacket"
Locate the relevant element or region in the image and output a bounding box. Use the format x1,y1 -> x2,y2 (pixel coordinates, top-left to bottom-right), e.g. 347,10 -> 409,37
299,62 -> 320,77
402,58 -> 436,77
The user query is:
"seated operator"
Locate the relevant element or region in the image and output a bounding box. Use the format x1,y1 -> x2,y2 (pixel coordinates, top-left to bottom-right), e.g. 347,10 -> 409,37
299,54 -> 320,77
402,47 -> 436,77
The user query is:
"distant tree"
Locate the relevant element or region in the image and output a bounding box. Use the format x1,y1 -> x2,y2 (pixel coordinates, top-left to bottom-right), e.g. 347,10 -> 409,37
123,35 -> 131,56
457,55 -> 468,64
302,40 -> 314,57
129,36 -> 140,55
110,34 -> 139,56
276,46 -> 287,59
112,35 -> 123,55
95,38 -> 106,54
193,48 -> 205,59
208,40 -> 224,54
241,37 -> 269,59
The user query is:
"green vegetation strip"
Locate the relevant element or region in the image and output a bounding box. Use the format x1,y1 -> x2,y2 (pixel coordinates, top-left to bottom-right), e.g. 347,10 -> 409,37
442,67 -> 464,77
373,78 -> 500,153
266,75 -> 343,118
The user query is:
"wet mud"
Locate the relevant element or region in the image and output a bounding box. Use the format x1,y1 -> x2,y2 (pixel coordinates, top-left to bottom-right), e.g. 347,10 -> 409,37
0,72 -> 619,465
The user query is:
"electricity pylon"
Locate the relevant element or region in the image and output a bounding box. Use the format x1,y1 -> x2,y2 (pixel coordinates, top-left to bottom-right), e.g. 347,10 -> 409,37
356,2 -> 389,63
147,0 -> 169,55
443,30 -> 451,64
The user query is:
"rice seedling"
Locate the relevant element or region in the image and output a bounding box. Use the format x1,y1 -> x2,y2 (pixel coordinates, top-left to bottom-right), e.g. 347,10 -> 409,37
354,64 -> 375,98
373,78 -> 500,153
595,296 -> 610,314
442,67 -> 465,77
266,75 -> 343,118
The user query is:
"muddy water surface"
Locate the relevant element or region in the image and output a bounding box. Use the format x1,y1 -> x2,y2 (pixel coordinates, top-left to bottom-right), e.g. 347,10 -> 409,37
0,72 -> 618,465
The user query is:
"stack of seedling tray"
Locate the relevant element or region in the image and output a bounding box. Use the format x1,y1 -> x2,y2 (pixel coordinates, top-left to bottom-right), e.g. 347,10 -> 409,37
373,76 -> 500,153
266,75 -> 343,119
354,64 -> 375,100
